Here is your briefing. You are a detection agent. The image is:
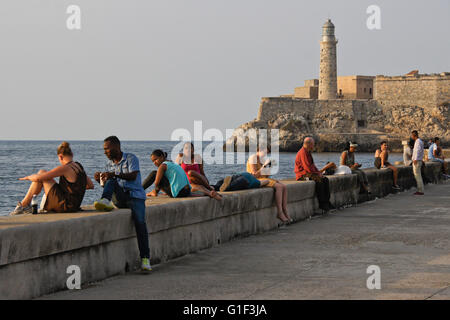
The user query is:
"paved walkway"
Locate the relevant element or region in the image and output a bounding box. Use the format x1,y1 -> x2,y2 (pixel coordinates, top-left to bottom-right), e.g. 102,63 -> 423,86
41,182 -> 450,300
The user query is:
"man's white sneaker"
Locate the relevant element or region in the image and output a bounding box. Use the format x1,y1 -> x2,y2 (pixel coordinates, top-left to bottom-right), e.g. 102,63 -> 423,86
94,198 -> 114,212
141,258 -> 152,272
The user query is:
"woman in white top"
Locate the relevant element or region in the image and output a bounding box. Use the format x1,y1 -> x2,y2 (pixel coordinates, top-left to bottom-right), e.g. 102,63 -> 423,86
246,146 -> 292,224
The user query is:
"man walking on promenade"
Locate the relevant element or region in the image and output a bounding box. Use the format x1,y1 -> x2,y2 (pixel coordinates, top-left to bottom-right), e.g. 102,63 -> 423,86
411,130 -> 425,195
93,136 -> 152,271
295,137 -> 335,212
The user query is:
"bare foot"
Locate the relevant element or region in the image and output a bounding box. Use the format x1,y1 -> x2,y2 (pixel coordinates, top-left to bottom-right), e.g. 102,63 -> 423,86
283,210 -> 293,222
209,190 -> 223,201
277,212 -> 289,223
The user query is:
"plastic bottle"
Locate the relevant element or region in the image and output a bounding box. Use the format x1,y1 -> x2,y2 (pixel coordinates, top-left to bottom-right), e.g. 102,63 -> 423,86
32,195 -> 38,214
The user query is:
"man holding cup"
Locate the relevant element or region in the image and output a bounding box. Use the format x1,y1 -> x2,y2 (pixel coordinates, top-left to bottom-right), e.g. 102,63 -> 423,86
93,136 -> 151,272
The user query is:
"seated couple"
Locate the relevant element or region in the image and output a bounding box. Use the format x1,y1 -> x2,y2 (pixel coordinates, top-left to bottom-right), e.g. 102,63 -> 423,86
142,143 -> 222,200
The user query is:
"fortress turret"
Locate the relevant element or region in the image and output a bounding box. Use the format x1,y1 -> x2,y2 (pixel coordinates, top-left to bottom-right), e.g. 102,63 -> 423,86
319,19 -> 338,100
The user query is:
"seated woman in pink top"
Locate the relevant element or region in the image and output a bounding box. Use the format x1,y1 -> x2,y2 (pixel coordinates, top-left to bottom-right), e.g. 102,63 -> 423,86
175,142 -> 222,201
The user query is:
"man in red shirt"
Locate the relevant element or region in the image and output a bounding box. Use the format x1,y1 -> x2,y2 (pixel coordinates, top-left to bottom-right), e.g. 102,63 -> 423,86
295,137 -> 335,212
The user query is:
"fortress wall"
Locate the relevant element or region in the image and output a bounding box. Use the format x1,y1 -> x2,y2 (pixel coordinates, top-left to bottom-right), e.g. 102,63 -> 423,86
257,97 -> 376,133
312,99 -> 357,133
0,160 -> 448,299
437,77 -> 450,103
374,75 -> 450,109
257,97 -> 317,121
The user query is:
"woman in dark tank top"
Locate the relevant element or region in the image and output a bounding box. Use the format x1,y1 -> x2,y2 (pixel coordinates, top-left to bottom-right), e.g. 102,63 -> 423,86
45,160 -> 88,212
10,142 -> 94,215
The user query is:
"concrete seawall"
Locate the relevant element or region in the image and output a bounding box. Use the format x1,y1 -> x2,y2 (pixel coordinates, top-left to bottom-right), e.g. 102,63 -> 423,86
0,160 -> 448,299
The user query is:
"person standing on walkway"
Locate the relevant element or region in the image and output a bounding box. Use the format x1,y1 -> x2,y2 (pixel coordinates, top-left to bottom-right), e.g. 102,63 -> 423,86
411,130 -> 425,195
93,136 -> 151,272
295,137 -> 334,212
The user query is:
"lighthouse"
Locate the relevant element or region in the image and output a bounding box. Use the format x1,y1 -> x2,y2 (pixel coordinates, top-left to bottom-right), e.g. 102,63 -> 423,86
319,19 -> 338,100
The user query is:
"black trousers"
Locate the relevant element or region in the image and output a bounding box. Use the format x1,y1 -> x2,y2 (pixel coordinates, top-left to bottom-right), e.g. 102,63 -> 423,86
315,176 -> 331,209
297,173 -> 331,210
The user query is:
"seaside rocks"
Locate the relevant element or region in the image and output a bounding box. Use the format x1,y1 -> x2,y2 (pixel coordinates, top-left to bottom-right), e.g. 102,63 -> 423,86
227,102 -> 449,152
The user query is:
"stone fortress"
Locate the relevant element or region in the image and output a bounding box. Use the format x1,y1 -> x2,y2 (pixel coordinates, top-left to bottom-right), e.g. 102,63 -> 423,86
229,19 -> 450,152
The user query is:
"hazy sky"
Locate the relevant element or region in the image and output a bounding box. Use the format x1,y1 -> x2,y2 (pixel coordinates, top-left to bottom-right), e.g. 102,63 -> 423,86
1,0 -> 449,140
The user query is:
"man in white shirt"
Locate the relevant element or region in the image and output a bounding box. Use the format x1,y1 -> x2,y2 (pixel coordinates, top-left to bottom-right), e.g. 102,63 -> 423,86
411,130 -> 424,195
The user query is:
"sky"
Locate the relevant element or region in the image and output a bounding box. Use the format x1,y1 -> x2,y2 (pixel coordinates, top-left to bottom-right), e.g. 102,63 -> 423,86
0,0 -> 449,141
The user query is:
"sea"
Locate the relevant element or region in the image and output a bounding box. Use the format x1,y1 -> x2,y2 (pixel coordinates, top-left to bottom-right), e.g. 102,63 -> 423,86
0,141 -> 403,216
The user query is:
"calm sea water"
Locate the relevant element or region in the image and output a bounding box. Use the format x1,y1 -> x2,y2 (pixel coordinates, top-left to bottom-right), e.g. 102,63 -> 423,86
0,141 -> 402,216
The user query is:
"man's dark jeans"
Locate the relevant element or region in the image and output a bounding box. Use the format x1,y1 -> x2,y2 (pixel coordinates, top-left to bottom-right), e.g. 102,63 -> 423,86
102,179 -> 150,259
213,175 -> 250,191
297,173 -> 331,210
